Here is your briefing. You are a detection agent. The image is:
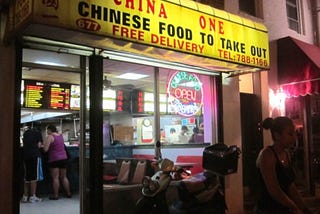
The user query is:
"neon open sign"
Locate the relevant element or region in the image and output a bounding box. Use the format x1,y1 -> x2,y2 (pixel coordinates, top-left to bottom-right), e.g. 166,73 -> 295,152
167,71 -> 203,116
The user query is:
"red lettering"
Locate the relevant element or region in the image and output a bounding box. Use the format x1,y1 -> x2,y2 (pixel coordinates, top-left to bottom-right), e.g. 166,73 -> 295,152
114,0 -> 121,5
219,21 -> 224,34
199,16 -> 224,34
125,0 -> 134,9
112,25 -> 145,41
146,0 -> 154,14
114,0 -> 167,18
199,16 -> 206,29
158,4 -> 167,18
174,88 -> 196,101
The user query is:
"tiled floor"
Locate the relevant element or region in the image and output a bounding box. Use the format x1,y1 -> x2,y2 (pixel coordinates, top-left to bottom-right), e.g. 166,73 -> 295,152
20,194 -> 80,214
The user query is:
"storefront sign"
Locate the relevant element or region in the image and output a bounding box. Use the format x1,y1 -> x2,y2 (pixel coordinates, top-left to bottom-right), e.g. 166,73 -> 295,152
14,0 -> 32,28
29,0 -> 269,69
167,71 -> 203,117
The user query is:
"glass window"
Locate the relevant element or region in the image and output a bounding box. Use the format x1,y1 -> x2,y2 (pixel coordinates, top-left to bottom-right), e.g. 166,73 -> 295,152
239,0 -> 263,18
195,0 -> 224,10
101,59 -> 155,148
286,0 -> 301,33
101,59 -> 216,147
159,69 -> 214,145
239,0 -> 255,16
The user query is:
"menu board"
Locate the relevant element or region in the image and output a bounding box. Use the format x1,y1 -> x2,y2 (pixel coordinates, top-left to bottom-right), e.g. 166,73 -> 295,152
22,80 -> 130,112
70,84 -> 81,110
102,89 -> 131,112
132,90 -> 167,113
23,80 -> 71,110
132,90 -> 144,113
115,90 -> 130,112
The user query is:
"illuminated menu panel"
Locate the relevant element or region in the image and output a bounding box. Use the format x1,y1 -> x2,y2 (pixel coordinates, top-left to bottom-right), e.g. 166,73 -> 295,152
144,92 -> 154,112
118,90 -> 131,112
70,85 -> 80,110
102,89 -> 130,112
50,83 -> 70,109
116,90 -> 124,112
23,80 -> 71,110
132,90 -> 144,113
103,89 -> 116,110
132,90 -> 167,113
24,81 -> 45,108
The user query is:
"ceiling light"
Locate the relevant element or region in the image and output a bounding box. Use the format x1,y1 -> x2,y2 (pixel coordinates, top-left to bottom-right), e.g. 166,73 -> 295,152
116,73 -> 148,80
34,60 -> 67,67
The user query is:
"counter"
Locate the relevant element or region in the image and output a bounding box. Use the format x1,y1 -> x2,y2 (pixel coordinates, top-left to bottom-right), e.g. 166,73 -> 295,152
38,146 -> 79,195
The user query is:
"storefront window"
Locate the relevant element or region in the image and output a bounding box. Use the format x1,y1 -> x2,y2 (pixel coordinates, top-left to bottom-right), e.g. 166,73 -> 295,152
101,59 -> 216,148
159,68 -> 214,145
102,59 -> 155,149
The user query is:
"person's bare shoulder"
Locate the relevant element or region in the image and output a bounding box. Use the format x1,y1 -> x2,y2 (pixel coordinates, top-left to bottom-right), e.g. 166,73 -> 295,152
257,147 -> 275,167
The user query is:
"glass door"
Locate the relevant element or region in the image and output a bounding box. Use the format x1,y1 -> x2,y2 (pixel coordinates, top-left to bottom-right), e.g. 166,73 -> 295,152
20,48 -> 83,213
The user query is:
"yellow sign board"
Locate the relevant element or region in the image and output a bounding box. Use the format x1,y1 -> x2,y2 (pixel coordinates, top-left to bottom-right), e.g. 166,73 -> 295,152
32,0 -> 269,68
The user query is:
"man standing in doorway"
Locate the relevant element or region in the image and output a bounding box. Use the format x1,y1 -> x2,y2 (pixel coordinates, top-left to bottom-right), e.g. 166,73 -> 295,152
21,124 -> 43,203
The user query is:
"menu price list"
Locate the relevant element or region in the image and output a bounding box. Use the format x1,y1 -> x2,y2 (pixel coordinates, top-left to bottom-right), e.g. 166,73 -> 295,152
23,80 -> 71,110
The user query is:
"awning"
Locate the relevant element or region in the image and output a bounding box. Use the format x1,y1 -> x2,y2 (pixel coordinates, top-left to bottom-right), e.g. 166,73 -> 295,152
278,36 -> 320,97
6,0 -> 269,74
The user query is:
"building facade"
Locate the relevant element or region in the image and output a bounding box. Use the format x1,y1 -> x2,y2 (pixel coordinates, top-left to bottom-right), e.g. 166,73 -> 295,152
263,0 -> 320,196
4,0 -> 319,213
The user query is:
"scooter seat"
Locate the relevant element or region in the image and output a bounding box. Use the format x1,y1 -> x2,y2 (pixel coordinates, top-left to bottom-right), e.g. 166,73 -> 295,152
179,172 -> 219,194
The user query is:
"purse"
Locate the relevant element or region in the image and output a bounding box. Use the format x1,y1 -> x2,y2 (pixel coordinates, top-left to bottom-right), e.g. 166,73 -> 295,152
64,144 -> 71,160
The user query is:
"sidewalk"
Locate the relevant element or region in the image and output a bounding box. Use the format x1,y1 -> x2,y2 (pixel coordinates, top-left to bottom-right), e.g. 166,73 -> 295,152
20,194 -> 79,214
303,196 -> 320,213
244,188 -> 320,213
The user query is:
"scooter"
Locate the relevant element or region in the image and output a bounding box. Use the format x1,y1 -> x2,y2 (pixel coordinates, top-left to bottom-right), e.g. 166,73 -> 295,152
134,158 -> 227,214
169,171 -> 226,214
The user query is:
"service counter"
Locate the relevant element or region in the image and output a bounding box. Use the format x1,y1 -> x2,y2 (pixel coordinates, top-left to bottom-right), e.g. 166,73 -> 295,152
36,143 -> 203,196
38,146 -> 79,195
37,144 -> 132,195
103,145 -> 133,160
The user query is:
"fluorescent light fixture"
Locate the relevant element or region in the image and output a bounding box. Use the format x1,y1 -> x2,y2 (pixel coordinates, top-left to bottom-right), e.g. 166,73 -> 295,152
21,112 -> 71,123
34,60 -> 67,67
102,50 -> 220,76
116,72 -> 148,80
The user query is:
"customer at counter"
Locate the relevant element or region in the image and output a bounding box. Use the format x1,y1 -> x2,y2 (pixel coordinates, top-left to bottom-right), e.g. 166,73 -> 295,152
43,124 -> 72,200
21,125 -> 43,203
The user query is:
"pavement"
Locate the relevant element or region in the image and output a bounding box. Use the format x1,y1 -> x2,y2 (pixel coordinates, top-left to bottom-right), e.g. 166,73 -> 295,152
244,187 -> 320,214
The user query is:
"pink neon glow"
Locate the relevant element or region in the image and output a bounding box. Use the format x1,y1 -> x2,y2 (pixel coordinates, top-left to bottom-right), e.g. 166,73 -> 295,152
167,71 -> 203,117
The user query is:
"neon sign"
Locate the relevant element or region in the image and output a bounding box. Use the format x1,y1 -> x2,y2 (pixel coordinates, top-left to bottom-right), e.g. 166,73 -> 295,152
167,71 -> 203,116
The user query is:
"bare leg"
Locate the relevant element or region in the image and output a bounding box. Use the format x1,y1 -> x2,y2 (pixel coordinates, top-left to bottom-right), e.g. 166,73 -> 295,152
59,168 -> 71,196
23,182 -> 30,197
30,180 -> 37,196
50,168 -> 60,197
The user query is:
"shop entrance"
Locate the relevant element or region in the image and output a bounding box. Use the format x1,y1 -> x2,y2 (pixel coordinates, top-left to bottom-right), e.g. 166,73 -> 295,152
240,93 -> 263,208
19,48 -> 85,214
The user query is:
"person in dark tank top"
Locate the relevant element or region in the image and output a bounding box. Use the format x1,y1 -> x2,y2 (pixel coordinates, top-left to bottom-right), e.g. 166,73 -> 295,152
254,117 -> 312,214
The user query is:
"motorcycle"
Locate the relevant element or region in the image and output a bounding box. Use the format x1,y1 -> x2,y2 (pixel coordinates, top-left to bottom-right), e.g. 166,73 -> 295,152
134,143 -> 240,214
